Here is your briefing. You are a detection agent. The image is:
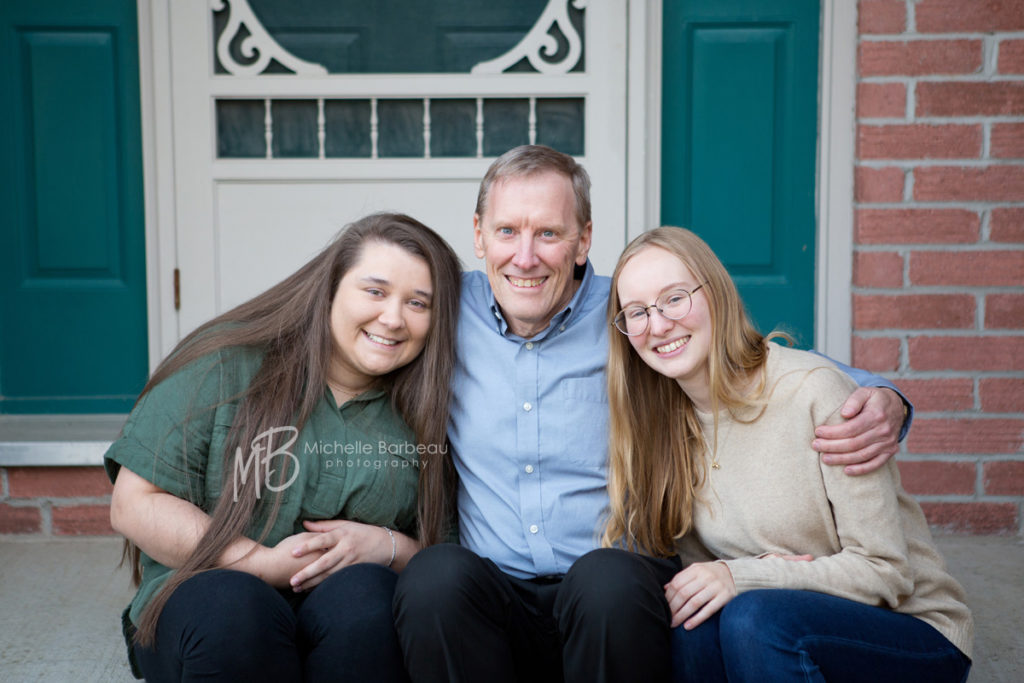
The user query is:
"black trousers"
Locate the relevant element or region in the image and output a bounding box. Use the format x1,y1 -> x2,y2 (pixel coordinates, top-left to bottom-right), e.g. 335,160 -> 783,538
133,564 -> 409,683
393,544 -> 681,683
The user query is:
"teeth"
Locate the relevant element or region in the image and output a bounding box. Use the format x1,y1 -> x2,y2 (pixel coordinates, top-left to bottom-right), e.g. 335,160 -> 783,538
656,337 -> 689,354
508,276 -> 545,288
365,332 -> 398,346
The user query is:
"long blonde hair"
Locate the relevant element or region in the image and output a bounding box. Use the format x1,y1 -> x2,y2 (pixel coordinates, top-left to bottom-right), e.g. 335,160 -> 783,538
602,227 -> 770,557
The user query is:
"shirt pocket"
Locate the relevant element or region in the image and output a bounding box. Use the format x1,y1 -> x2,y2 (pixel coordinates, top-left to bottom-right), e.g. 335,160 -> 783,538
555,377 -> 610,469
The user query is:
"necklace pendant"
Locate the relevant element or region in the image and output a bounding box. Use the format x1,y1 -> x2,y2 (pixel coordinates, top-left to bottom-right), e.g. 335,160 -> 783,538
711,462 -> 721,470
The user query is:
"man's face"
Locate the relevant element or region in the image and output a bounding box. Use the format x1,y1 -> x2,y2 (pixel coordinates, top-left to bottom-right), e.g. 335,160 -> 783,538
473,171 -> 592,339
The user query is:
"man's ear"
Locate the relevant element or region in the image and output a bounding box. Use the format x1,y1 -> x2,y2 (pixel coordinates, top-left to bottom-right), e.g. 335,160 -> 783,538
473,213 -> 485,259
575,220 -> 593,266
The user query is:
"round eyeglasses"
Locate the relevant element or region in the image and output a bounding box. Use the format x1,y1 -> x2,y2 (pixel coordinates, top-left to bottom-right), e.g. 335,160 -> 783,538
612,284 -> 707,336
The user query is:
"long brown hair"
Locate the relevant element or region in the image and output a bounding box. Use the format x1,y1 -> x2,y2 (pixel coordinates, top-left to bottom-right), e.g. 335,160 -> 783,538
126,213 -> 461,645
602,227 -> 769,557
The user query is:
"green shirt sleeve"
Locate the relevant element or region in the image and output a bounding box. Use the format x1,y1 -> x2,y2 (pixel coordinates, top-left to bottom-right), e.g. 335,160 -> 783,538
104,350 -> 234,509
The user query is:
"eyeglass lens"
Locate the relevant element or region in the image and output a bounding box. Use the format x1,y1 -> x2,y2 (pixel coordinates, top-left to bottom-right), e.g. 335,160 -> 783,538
616,289 -> 693,335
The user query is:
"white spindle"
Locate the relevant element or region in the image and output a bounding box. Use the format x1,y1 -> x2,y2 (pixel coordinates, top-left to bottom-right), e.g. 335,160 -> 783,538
476,97 -> 484,158
317,98 -> 325,159
423,98 -> 431,159
370,98 -> 379,159
264,98 -> 273,159
528,97 -> 537,145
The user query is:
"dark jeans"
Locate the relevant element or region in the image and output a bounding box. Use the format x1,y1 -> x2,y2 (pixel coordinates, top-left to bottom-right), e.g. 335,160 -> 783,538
133,564 -> 409,683
393,543 -> 681,683
671,589 -> 971,683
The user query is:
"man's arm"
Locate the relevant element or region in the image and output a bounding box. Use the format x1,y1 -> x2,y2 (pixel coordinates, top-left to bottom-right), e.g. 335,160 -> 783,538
810,352 -> 913,476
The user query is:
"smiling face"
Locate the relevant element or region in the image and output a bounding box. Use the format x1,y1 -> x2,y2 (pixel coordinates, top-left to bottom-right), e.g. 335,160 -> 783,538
328,241 -> 433,393
473,171 -> 592,339
615,246 -> 713,409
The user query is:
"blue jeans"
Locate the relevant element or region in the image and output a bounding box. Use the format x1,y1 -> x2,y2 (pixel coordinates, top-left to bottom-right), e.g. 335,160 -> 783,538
133,564 -> 409,683
671,589 -> 970,683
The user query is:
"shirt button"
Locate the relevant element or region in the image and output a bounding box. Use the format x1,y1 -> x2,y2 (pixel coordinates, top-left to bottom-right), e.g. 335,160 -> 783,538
525,465 -> 534,474
523,402 -> 532,411
559,325 -> 566,332
525,342 -> 534,350
529,524 -> 539,534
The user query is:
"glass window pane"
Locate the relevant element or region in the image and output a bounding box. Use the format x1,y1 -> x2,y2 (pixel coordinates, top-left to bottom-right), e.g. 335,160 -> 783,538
325,100 -> 371,157
483,98 -> 529,157
430,99 -> 477,158
216,100 -> 265,158
378,99 -> 424,158
536,98 -> 584,156
272,99 -> 318,158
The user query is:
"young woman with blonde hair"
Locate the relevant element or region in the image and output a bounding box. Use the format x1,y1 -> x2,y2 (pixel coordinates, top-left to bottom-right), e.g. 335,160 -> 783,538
604,227 -> 972,682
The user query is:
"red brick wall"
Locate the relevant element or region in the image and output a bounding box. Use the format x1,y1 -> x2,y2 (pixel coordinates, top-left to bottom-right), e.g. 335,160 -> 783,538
856,0 -> 1024,535
0,467 -> 114,535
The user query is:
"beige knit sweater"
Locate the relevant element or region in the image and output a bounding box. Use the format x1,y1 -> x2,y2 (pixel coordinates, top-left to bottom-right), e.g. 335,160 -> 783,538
676,344 -> 973,658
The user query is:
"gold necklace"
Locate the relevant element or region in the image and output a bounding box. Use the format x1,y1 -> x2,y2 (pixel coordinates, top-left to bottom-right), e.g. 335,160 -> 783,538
702,420 -> 731,470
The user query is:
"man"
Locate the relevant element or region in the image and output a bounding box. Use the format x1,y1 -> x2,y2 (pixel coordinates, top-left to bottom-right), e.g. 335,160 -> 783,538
393,146 -> 909,682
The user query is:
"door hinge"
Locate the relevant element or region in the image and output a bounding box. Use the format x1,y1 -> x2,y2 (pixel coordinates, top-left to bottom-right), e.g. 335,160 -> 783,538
173,268 -> 181,311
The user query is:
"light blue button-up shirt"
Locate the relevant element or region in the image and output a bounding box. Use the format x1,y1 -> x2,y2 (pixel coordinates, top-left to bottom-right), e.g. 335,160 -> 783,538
451,263 -> 911,579
452,264 -> 611,578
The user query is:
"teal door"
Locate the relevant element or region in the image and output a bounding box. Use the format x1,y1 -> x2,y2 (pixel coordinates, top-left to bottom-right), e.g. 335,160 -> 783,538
0,0 -> 148,413
661,0 -> 819,346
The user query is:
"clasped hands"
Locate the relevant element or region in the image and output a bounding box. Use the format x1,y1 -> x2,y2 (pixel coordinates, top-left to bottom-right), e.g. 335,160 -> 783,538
664,553 -> 812,630
250,520 -> 394,593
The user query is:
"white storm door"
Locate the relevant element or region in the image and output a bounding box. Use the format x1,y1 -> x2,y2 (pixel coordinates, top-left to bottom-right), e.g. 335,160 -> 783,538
160,0 -> 627,347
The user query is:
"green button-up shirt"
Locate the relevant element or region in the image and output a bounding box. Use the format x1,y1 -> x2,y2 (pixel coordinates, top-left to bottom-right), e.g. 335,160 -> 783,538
104,346 -> 420,625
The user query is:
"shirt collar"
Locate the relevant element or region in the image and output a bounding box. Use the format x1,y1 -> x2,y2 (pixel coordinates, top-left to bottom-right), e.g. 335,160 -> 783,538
487,260 -> 596,342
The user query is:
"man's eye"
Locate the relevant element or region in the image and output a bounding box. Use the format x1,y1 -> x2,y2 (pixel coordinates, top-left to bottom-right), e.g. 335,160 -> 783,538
498,227 -> 514,236
541,230 -> 556,238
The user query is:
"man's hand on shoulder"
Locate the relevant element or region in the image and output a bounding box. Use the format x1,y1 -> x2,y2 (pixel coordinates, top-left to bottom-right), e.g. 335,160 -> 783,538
812,387 -> 906,476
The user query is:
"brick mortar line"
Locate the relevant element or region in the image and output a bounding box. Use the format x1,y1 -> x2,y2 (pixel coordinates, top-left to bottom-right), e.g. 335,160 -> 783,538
851,284 -> 1024,292
857,75 -> 1024,83
860,33 -> 1024,42
915,494 -> 1022,503
856,118 -> 1024,124
902,455 -> 1016,463
912,412 -> 1024,419
852,329 -> 1024,337
857,159 -> 1024,167
875,371 -> 1024,379
853,201 -> 1024,208
1,495 -> 112,506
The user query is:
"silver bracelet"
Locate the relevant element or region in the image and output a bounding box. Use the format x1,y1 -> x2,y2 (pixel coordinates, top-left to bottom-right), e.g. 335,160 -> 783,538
382,526 -> 396,568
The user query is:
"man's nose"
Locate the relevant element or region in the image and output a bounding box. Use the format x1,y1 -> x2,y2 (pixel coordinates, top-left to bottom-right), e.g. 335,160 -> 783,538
511,237 -> 539,269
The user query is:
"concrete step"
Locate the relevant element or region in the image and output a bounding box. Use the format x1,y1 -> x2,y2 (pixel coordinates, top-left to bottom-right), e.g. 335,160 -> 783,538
0,535 -> 1020,682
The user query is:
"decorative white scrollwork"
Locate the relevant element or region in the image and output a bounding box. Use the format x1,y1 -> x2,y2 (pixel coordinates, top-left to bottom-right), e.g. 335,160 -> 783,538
211,0 -> 327,76
471,0 -> 586,75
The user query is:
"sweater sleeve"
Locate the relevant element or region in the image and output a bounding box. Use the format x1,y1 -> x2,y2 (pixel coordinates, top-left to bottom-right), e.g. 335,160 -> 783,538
723,367 -> 916,609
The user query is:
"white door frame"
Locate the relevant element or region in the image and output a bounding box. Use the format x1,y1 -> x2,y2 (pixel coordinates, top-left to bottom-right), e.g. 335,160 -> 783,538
625,0 -> 856,361
138,0 -> 628,361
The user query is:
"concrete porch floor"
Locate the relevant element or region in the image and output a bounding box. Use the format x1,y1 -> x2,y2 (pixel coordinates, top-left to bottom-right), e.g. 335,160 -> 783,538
0,535 -> 1021,682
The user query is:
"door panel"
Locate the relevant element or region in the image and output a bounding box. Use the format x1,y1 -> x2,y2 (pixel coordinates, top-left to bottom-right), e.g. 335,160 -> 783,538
661,0 -> 819,345
0,0 -> 147,413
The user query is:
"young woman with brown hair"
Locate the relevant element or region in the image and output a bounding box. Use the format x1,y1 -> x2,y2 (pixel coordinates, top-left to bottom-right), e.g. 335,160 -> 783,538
106,213 -> 460,682
604,227 -> 972,682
